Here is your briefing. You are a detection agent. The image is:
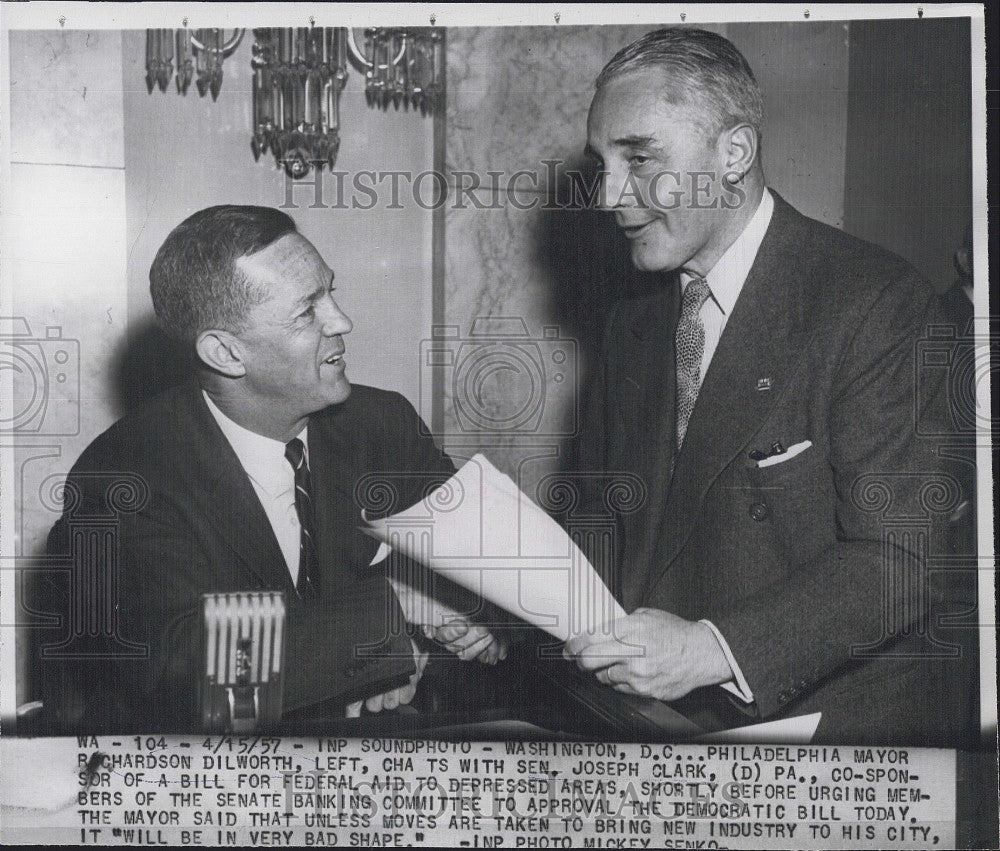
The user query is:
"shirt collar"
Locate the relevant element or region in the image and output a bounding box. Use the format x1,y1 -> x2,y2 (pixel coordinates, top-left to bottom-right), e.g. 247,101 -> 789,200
202,390 -> 307,498
681,187 -> 774,315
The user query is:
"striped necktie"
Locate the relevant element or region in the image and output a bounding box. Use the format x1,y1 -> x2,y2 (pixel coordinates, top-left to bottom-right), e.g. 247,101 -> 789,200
284,437 -> 320,599
675,276 -> 711,450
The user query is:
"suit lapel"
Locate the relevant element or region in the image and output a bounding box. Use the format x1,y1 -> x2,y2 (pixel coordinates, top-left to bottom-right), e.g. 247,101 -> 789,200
308,408 -> 378,584
182,383 -> 295,593
648,194 -> 815,584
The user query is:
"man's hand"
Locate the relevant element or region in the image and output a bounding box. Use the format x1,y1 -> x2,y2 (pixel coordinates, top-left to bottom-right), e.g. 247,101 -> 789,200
345,639 -> 428,717
563,608 -> 733,702
387,575 -> 507,665
423,618 -> 508,665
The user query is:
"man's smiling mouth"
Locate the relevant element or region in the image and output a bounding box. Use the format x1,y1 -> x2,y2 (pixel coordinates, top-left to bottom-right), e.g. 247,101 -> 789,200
620,220 -> 656,238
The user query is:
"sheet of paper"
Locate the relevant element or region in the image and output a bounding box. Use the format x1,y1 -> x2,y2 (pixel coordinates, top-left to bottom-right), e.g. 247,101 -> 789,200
694,712 -> 822,744
363,453 -> 625,641
0,738 -> 79,811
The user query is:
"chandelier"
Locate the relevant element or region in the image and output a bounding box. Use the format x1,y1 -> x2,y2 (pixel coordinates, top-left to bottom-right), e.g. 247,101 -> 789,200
350,27 -> 444,115
145,26 -> 444,178
251,27 -> 445,178
249,28 -> 349,179
145,28 -> 246,99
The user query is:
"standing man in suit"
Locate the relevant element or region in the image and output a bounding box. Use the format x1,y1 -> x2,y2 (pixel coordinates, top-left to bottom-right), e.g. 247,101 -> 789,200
563,29 -> 975,744
42,205 -> 502,731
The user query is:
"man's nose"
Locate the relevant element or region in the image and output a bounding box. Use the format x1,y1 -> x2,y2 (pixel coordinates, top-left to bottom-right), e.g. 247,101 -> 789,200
599,165 -> 636,211
319,295 -> 353,336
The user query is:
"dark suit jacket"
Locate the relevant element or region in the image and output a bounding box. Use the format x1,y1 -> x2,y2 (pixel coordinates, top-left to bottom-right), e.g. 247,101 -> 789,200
573,193 -> 977,745
41,380 -> 455,732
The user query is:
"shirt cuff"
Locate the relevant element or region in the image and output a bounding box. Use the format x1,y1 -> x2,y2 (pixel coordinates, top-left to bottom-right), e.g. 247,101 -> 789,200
698,619 -> 754,703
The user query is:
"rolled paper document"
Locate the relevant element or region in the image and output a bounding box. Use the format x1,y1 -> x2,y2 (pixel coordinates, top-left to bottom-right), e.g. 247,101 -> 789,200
362,453 -> 625,642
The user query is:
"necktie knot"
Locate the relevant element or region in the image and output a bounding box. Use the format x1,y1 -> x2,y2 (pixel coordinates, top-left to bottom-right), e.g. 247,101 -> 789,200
284,437 -> 306,470
682,276 -> 711,314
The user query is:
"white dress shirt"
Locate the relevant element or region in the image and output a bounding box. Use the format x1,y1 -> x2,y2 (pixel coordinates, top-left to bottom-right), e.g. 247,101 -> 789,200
679,188 -> 775,704
679,187 -> 775,383
203,391 -> 306,585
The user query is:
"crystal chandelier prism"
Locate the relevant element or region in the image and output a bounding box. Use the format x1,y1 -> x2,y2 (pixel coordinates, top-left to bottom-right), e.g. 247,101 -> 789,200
145,28 -> 245,100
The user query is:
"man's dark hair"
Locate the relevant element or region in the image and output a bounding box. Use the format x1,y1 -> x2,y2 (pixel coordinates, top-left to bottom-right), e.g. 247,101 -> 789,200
149,205 -> 297,345
596,28 -> 763,143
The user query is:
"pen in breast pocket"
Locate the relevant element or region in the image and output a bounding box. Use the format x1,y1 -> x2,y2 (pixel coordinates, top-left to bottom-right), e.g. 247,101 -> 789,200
756,439 -> 813,467
749,441 -> 787,462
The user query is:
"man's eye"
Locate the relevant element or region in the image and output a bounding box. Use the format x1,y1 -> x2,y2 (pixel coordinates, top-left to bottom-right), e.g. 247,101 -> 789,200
300,306 -> 315,320
629,155 -> 651,168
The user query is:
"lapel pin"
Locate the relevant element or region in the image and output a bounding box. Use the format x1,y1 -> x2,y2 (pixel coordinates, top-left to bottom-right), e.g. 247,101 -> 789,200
756,377 -> 772,391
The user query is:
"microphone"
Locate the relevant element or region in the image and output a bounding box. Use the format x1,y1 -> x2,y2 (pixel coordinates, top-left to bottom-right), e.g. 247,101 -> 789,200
200,591 -> 286,733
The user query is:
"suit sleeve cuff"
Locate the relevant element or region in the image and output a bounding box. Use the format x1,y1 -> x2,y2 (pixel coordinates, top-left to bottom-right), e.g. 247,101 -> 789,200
699,619 -> 754,703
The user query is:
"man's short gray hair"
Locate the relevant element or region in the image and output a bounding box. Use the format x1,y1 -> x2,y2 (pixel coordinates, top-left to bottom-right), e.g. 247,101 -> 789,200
596,28 -> 763,143
149,205 -> 297,346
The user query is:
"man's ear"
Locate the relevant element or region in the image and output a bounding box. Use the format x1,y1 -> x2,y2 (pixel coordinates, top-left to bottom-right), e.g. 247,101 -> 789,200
195,329 -> 246,377
720,123 -> 758,182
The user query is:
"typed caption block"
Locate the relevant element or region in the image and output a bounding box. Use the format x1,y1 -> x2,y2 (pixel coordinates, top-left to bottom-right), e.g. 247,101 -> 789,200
1,737 -> 956,848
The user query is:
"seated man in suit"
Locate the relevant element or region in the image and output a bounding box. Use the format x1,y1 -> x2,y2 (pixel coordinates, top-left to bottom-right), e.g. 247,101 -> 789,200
41,205 -> 503,731
564,28 -> 977,744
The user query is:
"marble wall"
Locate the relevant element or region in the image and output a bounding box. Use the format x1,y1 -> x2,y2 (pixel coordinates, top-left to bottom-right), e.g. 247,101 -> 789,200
441,23 -> 850,493
6,30 -> 129,711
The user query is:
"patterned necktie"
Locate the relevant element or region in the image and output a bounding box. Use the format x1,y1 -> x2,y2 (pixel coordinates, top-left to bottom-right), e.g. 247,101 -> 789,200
284,437 -> 320,599
675,276 -> 711,450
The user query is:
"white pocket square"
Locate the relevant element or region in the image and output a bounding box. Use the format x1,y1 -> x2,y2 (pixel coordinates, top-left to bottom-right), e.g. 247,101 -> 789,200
758,439 -> 812,467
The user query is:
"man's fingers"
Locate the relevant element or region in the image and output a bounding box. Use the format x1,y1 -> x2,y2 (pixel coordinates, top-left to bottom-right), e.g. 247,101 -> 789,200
476,642 -> 499,665
435,619 -> 470,644
476,636 -> 508,665
355,678 -> 420,718
434,622 -> 508,662
442,628 -> 487,652
571,638 -> 632,671
594,663 -> 632,686
563,633 -> 596,658
349,636 -> 428,717
594,665 -> 645,696
567,631 -> 646,661
427,620 -> 509,664
452,632 -> 494,661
